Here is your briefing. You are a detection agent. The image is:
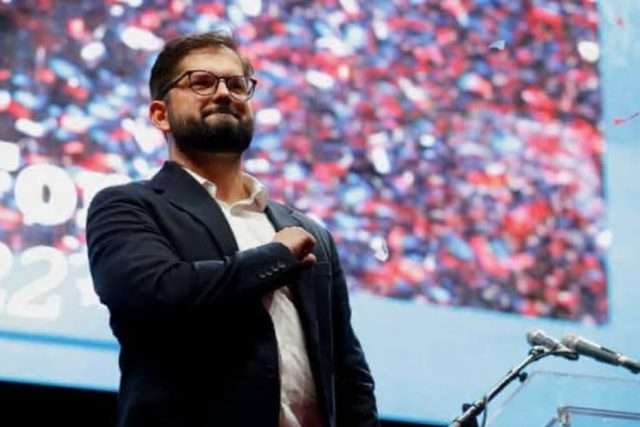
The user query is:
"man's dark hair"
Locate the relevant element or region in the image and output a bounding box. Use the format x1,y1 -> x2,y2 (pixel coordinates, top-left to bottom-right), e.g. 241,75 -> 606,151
149,31 -> 254,100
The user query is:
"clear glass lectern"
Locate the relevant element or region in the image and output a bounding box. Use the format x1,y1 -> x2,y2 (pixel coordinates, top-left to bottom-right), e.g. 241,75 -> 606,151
487,371 -> 640,426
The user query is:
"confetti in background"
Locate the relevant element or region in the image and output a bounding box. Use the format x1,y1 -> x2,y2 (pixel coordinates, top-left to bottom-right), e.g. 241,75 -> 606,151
0,0 -> 607,326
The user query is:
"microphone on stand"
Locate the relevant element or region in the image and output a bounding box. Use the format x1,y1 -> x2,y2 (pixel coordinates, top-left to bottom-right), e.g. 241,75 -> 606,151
561,334 -> 640,374
449,330 -> 581,427
526,329 -> 579,360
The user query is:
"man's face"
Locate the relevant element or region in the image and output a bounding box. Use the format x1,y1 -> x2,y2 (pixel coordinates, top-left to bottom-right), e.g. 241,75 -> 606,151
164,47 -> 254,154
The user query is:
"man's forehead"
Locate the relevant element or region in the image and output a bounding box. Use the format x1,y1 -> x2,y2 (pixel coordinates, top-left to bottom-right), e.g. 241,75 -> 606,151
176,46 -> 243,74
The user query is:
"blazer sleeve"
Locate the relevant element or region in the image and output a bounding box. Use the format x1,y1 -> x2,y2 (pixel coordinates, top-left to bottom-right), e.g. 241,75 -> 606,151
327,232 -> 380,427
86,184 -> 298,324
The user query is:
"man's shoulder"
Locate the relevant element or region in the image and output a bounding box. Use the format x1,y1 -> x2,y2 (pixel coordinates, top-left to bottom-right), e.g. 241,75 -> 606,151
90,179 -> 155,209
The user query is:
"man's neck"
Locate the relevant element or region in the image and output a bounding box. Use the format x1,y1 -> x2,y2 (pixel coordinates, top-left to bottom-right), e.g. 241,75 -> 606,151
171,146 -> 248,204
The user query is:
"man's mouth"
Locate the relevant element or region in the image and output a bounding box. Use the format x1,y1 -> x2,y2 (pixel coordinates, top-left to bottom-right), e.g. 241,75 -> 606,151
203,108 -> 237,119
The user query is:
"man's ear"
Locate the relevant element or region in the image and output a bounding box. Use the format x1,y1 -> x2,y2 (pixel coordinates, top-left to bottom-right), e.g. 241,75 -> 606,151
149,100 -> 171,132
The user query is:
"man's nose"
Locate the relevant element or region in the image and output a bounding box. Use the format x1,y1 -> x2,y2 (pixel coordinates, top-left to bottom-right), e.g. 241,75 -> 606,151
212,79 -> 232,98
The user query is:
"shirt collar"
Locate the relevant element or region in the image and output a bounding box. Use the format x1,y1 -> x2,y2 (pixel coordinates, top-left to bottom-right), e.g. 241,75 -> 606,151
181,166 -> 268,212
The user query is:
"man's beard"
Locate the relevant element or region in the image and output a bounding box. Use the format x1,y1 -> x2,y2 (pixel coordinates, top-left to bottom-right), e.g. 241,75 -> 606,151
168,109 -> 254,154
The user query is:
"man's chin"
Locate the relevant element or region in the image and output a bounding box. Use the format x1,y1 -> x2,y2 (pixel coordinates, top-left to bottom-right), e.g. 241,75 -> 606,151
170,116 -> 254,154
177,137 -> 247,152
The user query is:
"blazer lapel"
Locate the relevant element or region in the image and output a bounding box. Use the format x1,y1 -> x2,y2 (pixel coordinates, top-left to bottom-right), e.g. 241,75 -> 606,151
150,161 -> 238,258
267,202 -> 332,423
266,202 -> 321,348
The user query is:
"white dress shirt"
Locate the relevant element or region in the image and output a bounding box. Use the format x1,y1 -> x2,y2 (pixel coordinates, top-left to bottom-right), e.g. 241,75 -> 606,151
182,167 -> 323,427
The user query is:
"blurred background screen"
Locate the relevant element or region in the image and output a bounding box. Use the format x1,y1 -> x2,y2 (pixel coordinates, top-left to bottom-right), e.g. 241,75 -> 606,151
0,0 -> 639,425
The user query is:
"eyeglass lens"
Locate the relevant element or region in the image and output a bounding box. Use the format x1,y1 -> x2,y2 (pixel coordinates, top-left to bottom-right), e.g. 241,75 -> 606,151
189,71 -> 252,98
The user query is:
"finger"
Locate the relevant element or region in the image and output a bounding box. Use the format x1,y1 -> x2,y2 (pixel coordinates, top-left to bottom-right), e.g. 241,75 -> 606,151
300,253 -> 317,267
301,232 -> 316,249
307,232 -> 316,245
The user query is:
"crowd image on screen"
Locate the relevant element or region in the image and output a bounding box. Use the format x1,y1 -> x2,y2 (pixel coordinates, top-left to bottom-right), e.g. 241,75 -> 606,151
0,0 -> 607,324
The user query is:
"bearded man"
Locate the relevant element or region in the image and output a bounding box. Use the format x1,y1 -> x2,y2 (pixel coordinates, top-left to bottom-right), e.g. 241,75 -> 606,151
86,31 -> 379,427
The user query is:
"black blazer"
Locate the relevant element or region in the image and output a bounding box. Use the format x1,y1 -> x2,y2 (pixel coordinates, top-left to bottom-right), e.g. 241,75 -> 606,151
86,161 -> 379,427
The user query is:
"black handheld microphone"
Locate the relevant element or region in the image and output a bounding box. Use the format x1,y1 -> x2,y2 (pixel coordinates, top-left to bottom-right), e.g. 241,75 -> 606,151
561,334 -> 640,374
526,329 -> 578,360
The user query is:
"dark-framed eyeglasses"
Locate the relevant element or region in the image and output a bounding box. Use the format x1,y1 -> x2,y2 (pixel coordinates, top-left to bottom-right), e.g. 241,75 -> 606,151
158,69 -> 257,101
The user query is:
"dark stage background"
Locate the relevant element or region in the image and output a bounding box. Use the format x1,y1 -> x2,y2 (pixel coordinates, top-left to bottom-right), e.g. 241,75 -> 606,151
0,381 -> 443,426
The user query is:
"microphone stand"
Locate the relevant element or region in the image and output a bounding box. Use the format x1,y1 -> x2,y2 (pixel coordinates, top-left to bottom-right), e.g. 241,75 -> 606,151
449,346 -> 578,427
